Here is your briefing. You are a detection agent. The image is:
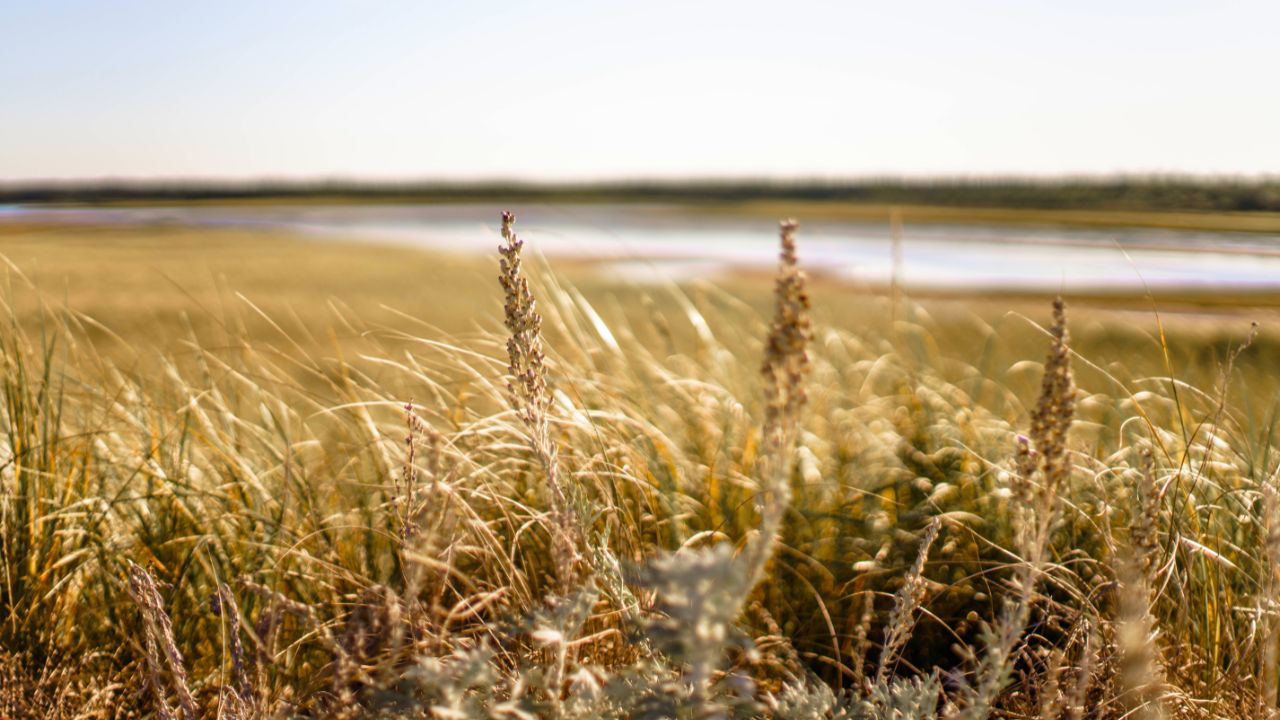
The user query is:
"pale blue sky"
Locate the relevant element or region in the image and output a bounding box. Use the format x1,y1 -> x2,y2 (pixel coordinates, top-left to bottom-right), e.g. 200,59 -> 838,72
2,1 -> 1277,181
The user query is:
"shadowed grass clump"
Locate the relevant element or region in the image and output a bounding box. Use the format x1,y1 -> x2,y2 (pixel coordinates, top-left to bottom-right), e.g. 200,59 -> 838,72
1,211 -> 1280,718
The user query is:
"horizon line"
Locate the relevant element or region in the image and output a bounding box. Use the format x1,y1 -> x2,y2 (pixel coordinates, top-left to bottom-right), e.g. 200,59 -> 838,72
4,171 -> 1280,190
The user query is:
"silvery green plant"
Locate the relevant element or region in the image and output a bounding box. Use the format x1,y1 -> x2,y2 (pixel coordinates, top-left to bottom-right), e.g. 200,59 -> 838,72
628,544 -> 762,719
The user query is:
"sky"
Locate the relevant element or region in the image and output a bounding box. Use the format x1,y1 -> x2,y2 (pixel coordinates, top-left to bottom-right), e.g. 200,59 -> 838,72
2,0 -> 1278,182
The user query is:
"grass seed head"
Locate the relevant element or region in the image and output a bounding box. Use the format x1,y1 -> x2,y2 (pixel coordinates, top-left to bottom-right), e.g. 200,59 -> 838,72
127,562 -> 196,720
497,210 -> 581,587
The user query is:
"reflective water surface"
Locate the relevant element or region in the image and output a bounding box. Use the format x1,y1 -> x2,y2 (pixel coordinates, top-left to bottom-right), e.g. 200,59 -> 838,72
8,203 -> 1280,292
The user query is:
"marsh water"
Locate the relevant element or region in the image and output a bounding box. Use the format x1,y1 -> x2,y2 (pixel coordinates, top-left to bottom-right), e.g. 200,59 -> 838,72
7,203 -> 1280,293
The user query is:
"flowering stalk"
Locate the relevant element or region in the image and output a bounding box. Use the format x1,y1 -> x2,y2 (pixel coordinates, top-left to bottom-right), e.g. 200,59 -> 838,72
499,211 -> 581,587
742,219 -> 811,590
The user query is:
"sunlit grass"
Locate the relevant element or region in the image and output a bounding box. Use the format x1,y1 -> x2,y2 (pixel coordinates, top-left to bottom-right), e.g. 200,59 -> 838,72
1,217 -> 1279,717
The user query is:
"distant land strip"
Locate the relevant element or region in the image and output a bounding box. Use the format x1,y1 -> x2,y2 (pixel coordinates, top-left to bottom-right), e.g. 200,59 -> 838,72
4,176 -> 1280,214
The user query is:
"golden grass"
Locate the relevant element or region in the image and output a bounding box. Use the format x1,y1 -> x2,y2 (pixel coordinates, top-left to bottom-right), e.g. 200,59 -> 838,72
2,215 -> 1280,717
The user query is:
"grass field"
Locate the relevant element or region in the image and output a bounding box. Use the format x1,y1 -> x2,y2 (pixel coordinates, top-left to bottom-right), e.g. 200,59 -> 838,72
2,214 -> 1280,718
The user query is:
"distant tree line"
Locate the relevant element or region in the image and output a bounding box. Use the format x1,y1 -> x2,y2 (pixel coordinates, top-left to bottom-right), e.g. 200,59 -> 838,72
3,176 -> 1280,212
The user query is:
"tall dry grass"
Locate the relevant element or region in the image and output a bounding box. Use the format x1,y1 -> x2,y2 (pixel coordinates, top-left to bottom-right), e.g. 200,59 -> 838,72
0,211 -> 1277,718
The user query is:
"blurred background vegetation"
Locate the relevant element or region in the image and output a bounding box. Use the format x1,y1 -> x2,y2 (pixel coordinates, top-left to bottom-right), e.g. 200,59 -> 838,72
6,175 -> 1280,213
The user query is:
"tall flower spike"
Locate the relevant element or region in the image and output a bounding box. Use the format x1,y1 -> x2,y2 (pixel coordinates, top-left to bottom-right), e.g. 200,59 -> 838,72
1030,296 -> 1075,494
743,219 -> 812,590
760,219 -> 811,507
1013,296 -> 1075,559
498,211 -> 580,586
962,297 -> 1077,719
500,211 -> 551,430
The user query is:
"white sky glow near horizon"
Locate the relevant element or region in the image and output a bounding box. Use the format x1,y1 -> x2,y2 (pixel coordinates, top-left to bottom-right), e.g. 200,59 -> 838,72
2,0 -> 1278,182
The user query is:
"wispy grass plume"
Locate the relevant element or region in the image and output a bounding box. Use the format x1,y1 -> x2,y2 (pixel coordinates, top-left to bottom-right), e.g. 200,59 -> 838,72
498,210 -> 583,587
